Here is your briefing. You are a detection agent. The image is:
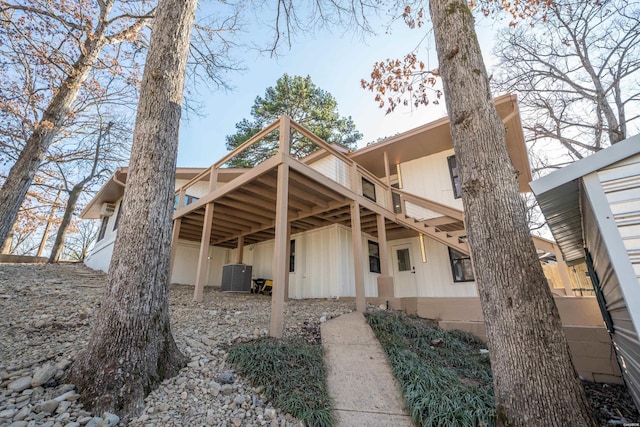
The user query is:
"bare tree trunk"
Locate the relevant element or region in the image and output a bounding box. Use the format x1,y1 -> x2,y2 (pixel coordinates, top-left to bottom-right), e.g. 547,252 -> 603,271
0,24 -> 109,248
68,0 -> 196,420
37,187 -> 62,257
48,185 -> 81,263
428,1 -> 597,425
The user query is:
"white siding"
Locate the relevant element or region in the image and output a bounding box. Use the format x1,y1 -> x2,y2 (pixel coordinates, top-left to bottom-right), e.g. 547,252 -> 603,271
233,225 -> 380,299
387,236 -> 478,298
170,240 -> 229,286
83,200 -> 123,272
308,156 -> 350,188
399,148 -> 463,211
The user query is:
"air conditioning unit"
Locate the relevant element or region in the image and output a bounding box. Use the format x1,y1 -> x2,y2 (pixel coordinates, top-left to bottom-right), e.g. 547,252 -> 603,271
99,202 -> 116,217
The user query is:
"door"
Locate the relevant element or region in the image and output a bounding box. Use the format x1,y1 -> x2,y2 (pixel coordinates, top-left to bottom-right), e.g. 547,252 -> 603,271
392,244 -> 417,297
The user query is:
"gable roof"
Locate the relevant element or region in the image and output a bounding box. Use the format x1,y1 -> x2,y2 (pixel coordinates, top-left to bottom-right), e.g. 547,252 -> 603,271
530,134 -> 640,263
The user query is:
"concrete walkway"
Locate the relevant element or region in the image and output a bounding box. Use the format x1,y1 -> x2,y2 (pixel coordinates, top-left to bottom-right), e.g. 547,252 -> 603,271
321,311 -> 413,426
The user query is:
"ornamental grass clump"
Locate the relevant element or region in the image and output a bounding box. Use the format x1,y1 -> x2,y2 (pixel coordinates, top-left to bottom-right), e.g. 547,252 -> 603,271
366,310 -> 495,427
227,337 -> 333,427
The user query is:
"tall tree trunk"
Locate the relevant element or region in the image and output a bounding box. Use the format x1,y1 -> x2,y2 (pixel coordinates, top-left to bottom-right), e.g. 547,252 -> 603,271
68,0 -> 196,420
428,1 -> 597,426
0,4 -> 112,248
37,187 -> 62,257
48,185 -> 82,263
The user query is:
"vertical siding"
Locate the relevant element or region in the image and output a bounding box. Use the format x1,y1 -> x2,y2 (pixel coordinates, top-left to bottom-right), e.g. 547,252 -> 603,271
583,166 -> 640,408
399,149 -> 464,211
387,236 -> 478,298
231,224 -> 382,299
170,240 -> 229,286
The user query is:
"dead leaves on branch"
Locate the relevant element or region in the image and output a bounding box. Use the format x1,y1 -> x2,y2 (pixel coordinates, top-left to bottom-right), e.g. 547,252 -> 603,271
361,53 -> 441,114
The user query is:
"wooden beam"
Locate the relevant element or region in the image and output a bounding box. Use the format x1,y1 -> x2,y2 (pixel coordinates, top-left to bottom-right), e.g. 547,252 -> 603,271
174,154 -> 283,219
270,163 -> 289,338
351,201 -> 366,312
169,218 -> 181,282
194,203 -> 214,302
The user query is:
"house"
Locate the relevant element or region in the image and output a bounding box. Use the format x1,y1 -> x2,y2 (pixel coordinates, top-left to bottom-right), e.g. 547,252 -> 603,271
530,134 -> 640,409
82,94 -> 622,384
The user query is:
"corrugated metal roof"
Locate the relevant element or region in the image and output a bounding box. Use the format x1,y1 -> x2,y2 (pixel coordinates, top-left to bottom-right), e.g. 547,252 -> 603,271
530,134 -> 640,264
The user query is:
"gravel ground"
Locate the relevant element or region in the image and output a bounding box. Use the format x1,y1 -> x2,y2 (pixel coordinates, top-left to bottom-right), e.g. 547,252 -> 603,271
0,263 -> 354,427
1,263 -> 638,427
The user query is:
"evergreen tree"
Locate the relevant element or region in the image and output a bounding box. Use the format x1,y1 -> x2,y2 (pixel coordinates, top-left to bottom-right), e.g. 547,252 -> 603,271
225,74 -> 362,167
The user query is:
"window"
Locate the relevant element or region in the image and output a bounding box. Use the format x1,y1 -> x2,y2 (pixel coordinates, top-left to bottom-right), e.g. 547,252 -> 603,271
289,239 -> 296,273
447,155 -> 462,199
391,183 -> 402,214
113,202 -> 122,230
448,247 -> 474,282
396,248 -> 412,272
368,241 -> 381,273
174,194 -> 199,211
362,177 -> 376,202
97,216 -> 109,242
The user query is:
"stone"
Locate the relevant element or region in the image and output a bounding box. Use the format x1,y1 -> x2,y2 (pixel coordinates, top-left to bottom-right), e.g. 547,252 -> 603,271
430,338 -> 444,346
319,315 -> 327,323
0,408 -> 18,418
64,423 -> 81,427
54,391 -> 76,402
218,372 -> 234,384
265,408 -> 277,420
221,384 -> 234,395
211,381 -> 221,397
31,364 -> 58,387
37,399 -> 59,414
103,412 -> 119,427
7,421 -> 29,427
14,405 -> 31,420
234,395 -> 245,405
84,417 -> 103,427
8,376 -> 33,392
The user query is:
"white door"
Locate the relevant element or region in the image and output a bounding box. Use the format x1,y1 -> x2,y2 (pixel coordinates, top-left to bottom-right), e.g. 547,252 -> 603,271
392,244 -> 417,297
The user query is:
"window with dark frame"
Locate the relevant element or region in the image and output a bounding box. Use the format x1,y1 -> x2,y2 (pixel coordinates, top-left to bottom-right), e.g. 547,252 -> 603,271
113,202 -> 122,230
447,155 -> 462,199
362,177 -> 376,202
368,240 -> 381,273
289,239 -> 296,273
448,246 -> 474,282
174,194 -> 200,211
97,216 -> 109,242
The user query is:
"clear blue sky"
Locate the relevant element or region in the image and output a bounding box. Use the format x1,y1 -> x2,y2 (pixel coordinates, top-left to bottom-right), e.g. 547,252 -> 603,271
176,8 -> 506,167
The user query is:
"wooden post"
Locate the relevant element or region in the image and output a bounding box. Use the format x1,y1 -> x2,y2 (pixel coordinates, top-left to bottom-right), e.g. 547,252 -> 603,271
554,244 -> 574,296
177,188 -> 186,210
269,163 -> 289,337
351,201 -> 366,312
279,115 -> 291,154
383,151 -> 393,211
236,236 -> 244,263
194,202 -> 214,302
376,214 -> 394,297
169,218 -> 181,282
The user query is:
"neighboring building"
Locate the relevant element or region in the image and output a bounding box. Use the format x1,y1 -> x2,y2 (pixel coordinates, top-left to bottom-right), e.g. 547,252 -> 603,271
531,134 -> 640,409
